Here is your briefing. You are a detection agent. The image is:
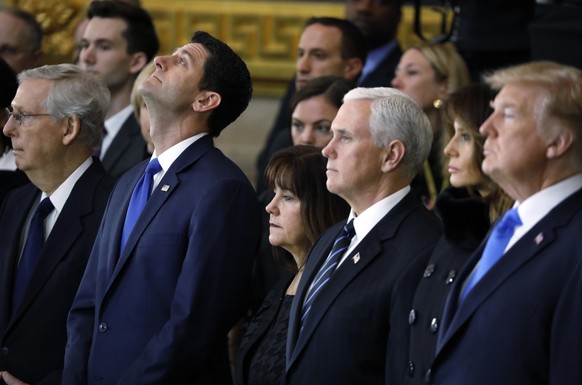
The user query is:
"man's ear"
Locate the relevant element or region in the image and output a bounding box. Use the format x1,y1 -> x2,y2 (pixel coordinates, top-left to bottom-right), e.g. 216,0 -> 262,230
381,139 -> 405,173
192,91 -> 221,112
344,57 -> 364,82
129,52 -> 148,75
63,116 -> 81,146
546,128 -> 574,159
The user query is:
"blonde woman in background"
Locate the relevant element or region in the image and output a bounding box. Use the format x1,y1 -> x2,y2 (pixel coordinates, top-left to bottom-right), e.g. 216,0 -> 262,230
392,41 -> 470,208
130,61 -> 155,154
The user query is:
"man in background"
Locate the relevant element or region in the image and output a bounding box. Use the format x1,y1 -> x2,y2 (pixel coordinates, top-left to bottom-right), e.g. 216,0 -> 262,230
345,0 -> 403,87
0,6 -> 43,75
255,16 -> 366,194
78,0 -> 159,178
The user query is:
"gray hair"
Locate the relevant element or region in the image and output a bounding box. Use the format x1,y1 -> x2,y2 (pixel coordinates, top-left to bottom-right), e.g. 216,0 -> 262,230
343,87 -> 432,179
18,64 -> 110,150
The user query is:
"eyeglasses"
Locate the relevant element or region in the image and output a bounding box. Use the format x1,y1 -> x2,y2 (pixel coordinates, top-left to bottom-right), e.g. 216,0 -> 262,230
4,108 -> 52,125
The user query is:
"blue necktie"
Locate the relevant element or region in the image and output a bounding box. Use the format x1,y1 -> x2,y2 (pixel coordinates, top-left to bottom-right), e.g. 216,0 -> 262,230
12,197 -> 54,311
120,158 -> 162,251
300,220 -> 355,332
461,208 -> 522,300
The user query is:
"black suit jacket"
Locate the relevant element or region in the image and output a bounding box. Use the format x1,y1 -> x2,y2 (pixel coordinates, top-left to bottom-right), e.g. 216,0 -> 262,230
285,191 -> 442,385
0,160 -> 114,385
235,273 -> 293,385
431,187 -> 582,385
101,114 -> 148,179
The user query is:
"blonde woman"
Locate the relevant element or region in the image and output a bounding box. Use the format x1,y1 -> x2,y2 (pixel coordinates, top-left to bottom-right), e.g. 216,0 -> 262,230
392,42 -> 470,207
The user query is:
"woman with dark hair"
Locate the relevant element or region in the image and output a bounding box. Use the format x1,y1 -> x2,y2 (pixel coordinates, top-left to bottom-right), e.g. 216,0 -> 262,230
387,83 -> 513,385
235,145 -> 349,385
0,57 -> 29,206
252,75 -> 354,307
289,75 -> 354,148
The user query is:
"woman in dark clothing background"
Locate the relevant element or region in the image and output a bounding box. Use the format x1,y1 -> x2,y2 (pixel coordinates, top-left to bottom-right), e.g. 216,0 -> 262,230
387,83 -> 513,385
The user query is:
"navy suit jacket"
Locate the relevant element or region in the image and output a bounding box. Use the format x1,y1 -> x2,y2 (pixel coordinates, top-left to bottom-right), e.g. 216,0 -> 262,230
431,187 -> 582,385
0,160 -> 114,385
101,114 -> 148,179
63,135 -> 262,385
285,191 -> 442,385
358,42 -> 403,88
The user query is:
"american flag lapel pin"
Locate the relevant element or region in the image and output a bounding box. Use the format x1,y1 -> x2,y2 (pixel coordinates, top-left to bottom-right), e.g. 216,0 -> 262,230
161,185 -> 170,192
534,232 -> 544,245
352,252 -> 360,264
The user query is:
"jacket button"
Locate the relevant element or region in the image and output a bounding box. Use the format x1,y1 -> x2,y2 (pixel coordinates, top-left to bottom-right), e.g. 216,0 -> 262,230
430,318 -> 439,333
408,309 -> 417,325
98,322 -> 108,332
408,360 -> 415,377
423,264 -> 436,278
1,346 -> 8,355
425,368 -> 433,383
445,270 -> 456,285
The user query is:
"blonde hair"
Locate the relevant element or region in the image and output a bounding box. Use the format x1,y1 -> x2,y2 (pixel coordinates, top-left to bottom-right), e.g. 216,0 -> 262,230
131,61 -> 155,120
411,42 -> 470,95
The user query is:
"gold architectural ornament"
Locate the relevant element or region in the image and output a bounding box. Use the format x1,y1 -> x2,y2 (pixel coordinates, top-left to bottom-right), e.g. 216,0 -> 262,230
8,0 -> 85,64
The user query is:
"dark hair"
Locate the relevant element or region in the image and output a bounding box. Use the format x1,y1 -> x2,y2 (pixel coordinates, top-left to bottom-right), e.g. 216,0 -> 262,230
87,0 -> 159,62
191,31 -> 253,137
265,145 -> 349,268
305,17 -> 367,67
0,6 -> 43,52
290,75 -> 355,115
441,83 -> 513,221
0,57 -> 18,151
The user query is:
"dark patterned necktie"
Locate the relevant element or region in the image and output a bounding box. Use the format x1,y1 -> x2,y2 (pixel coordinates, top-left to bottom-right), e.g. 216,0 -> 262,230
300,220 -> 355,332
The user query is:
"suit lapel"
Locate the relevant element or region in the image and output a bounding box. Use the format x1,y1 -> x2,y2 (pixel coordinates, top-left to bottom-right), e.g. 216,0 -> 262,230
8,163 -> 106,325
101,115 -> 139,171
105,136 -> 214,291
287,192 -> 419,368
436,189 -> 582,355
289,229 -> 383,365
0,187 -> 38,330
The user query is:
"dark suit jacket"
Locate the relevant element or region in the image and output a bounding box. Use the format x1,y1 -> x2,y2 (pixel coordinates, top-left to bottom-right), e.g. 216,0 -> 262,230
0,169 -> 29,208
358,42 -> 403,88
62,135 -> 262,385
431,187 -> 582,385
0,160 -> 114,385
235,273 -> 293,385
101,114 -> 148,179
285,191 -> 442,385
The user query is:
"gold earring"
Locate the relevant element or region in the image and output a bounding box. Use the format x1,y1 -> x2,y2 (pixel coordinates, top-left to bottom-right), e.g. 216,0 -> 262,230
433,99 -> 442,109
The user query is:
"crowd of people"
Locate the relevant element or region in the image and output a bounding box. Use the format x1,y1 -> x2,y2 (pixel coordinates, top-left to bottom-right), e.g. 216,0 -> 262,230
0,1 -> 581,385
